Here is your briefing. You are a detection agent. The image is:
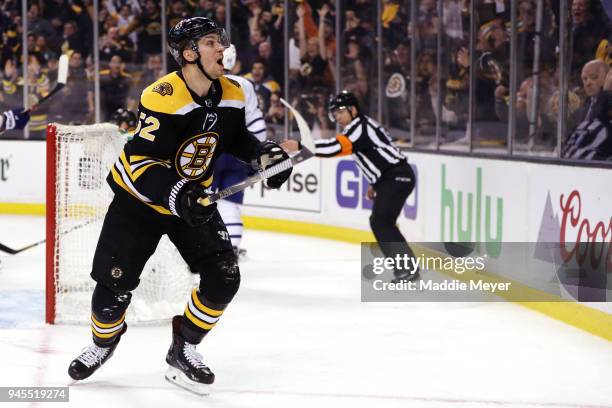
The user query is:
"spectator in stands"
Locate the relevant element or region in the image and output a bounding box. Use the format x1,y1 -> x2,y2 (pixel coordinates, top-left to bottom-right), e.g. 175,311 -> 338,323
117,5 -> 138,48
100,26 -> 134,63
577,59 -> 609,121
415,8 -> 438,51
27,3 -> 60,52
99,6 -> 113,32
473,18 -> 509,125
61,20 -> 86,57
26,33 -> 44,65
43,0 -> 77,34
244,58 -> 280,113
441,0 -> 464,40
139,54 -> 163,89
0,10 -> 20,66
1,59 -> 21,123
317,4 -> 336,60
135,0 -> 162,61
288,20 -> 302,81
563,59 -> 612,160
414,49 -> 436,132
214,3 -> 227,27
570,0 -> 612,88
168,0 -> 189,29
49,51 -> 93,125
548,89 -> 582,135
344,9 -> 367,43
317,4 -> 336,87
265,91 -> 284,125
194,0 -> 216,19
254,40 -> 270,67
36,35 -> 56,65
340,35 -> 368,111
243,2 -> 268,72
444,45 -> 470,129
26,54 -> 50,140
496,68 -> 557,145
384,42 -> 411,131
382,0 -> 407,48
100,54 -> 131,121
297,5 -> 329,89
516,0 -> 555,83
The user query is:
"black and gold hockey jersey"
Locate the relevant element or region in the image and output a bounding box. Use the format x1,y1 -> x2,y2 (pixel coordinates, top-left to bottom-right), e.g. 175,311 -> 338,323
108,71 -> 262,216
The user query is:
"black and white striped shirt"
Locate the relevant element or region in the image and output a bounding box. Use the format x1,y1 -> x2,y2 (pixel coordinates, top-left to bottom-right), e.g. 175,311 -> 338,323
563,117 -> 612,161
315,115 -> 407,183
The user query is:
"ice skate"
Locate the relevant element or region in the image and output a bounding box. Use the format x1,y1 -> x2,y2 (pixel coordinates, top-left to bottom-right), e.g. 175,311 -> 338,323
165,316 -> 214,396
68,324 -> 127,381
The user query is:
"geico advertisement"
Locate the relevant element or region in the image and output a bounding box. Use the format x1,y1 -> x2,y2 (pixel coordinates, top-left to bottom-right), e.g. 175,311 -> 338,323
332,158 -> 418,220
0,140 -> 45,203
243,158 -> 321,212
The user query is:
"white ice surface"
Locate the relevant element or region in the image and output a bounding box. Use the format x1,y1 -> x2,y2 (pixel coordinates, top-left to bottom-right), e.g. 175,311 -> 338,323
0,215 -> 611,408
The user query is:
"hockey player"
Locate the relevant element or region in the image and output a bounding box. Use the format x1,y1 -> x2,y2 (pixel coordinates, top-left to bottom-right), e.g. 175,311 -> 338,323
282,91 -> 419,283
67,17 -> 292,395
109,107 -> 138,134
0,108 -> 30,134
211,44 -> 267,258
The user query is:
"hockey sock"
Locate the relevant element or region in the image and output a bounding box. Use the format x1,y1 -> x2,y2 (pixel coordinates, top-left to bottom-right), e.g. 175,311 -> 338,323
181,288 -> 227,344
90,283 -> 131,346
217,199 -> 243,249
91,311 -> 126,346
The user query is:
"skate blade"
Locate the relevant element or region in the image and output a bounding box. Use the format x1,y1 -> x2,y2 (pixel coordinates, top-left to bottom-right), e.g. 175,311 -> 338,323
165,366 -> 210,396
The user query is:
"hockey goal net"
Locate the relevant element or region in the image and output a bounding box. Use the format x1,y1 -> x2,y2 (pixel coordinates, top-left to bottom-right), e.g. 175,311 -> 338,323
46,123 -> 194,324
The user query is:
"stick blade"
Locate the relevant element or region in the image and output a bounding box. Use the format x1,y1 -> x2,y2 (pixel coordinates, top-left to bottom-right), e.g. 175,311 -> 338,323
0,242 -> 20,254
58,54 -> 69,84
280,98 -> 315,152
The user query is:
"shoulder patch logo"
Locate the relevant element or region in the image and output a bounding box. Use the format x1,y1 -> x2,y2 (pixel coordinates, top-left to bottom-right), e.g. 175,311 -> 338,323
152,82 -> 173,96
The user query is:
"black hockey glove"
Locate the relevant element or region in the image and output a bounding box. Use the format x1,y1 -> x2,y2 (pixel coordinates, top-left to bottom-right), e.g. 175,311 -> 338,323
255,141 -> 292,189
167,180 -> 217,227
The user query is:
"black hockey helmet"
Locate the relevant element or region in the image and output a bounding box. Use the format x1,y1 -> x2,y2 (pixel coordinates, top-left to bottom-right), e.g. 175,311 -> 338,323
110,108 -> 137,131
168,17 -> 229,67
328,90 -> 360,122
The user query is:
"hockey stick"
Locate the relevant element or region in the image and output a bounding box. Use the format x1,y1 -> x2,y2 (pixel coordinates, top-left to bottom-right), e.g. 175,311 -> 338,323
198,98 -> 315,207
0,217 -> 99,255
27,54 -> 69,113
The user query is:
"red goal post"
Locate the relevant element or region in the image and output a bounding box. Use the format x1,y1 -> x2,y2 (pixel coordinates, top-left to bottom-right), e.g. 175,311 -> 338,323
45,123 -> 194,324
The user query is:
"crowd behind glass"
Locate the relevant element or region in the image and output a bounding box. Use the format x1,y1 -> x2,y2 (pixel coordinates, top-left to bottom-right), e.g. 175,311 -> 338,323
1,0 -> 611,163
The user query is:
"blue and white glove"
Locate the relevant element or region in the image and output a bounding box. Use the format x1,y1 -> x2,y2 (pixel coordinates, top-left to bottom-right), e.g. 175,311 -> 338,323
1,108 -> 30,132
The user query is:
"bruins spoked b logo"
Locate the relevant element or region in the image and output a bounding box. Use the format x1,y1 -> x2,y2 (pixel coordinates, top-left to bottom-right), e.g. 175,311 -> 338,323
176,133 -> 218,179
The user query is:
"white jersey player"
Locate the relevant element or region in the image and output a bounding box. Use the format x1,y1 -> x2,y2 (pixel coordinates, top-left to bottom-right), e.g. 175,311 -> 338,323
222,45 -> 266,142
211,44 -> 267,257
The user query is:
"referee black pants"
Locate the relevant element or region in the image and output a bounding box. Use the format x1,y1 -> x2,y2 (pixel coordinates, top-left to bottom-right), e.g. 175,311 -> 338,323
370,163 -> 416,267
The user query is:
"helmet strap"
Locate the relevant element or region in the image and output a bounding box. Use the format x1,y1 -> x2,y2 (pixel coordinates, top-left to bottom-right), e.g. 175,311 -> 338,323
196,58 -> 215,82
186,41 -> 215,82
186,55 -> 215,82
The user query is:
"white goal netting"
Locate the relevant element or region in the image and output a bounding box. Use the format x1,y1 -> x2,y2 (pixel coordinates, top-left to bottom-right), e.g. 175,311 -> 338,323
48,123 -> 194,324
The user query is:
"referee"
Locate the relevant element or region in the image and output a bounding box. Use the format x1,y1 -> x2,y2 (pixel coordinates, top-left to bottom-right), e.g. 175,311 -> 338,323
282,91 -> 418,282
